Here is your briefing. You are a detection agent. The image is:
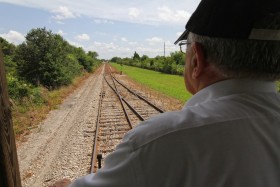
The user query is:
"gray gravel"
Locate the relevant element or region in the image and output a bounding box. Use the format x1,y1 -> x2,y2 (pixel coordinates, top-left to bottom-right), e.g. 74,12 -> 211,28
17,66 -> 104,187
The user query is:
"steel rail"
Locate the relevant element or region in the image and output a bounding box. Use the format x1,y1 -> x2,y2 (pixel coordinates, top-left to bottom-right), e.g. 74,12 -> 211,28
112,75 -> 164,113
108,73 -> 146,121
90,63 -> 165,171
91,73 -> 134,173
121,97 -> 145,121
90,80 -> 105,173
104,75 -> 133,129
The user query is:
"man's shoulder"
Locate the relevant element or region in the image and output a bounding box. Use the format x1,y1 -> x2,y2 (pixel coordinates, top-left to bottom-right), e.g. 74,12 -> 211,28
124,91 -> 280,150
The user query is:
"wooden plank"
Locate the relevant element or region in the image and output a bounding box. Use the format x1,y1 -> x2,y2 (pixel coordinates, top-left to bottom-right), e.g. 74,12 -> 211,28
0,46 -> 22,187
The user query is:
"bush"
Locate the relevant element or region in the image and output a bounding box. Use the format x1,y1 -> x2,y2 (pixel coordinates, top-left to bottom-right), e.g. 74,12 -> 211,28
7,73 -> 45,104
15,28 -> 82,88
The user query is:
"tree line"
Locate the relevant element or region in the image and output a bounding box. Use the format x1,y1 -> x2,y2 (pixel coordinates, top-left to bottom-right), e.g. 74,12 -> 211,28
1,27 -> 101,103
110,51 -> 185,75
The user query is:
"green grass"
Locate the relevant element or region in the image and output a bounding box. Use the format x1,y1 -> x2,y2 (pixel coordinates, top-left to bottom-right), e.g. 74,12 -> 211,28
111,63 -> 192,102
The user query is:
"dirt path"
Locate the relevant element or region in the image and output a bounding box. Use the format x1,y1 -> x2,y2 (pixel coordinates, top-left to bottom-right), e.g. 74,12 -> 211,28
16,64 -> 184,187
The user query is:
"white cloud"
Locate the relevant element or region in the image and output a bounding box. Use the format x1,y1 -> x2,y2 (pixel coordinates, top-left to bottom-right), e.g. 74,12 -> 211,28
128,7 -> 140,18
51,6 -> 77,21
0,30 -> 25,44
86,41 -> 132,59
121,37 -> 128,42
146,37 -> 163,43
146,37 -> 163,45
0,0 -> 197,26
94,31 -> 107,36
75,34 -> 90,41
84,40 -> 176,59
129,42 -> 138,46
0,0 -> 200,59
94,19 -> 114,24
57,29 -> 67,36
157,6 -> 190,23
68,40 -> 83,48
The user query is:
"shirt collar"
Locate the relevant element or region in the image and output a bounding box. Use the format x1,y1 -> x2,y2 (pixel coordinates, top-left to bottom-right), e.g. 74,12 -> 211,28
184,79 -> 277,108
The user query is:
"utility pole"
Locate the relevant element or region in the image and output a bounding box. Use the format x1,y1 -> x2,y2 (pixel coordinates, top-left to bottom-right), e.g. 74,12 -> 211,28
164,42 -> 166,57
0,46 -> 22,187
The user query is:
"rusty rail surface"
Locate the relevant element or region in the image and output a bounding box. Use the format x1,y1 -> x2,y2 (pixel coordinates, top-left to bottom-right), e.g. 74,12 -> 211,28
90,63 -> 165,172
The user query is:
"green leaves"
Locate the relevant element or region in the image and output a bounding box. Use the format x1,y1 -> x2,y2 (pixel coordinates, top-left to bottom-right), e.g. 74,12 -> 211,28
13,28 -> 100,89
111,51 -> 185,75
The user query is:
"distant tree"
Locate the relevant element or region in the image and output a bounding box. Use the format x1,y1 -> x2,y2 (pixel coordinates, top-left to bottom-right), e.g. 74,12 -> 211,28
133,51 -> 140,61
141,54 -> 149,62
170,51 -> 185,65
150,59 -> 154,67
109,52 -> 184,75
162,57 -> 173,73
111,57 -> 122,63
72,47 -> 94,72
87,51 -> 99,59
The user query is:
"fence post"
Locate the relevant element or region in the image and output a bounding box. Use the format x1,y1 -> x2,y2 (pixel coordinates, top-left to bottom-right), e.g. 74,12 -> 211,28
0,46 -> 22,187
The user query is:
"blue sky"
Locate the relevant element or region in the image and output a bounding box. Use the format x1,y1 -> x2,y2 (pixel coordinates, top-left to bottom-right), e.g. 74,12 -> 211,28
0,0 -> 200,59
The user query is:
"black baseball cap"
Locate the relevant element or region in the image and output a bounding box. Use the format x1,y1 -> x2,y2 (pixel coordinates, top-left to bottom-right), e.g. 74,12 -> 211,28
174,0 -> 280,44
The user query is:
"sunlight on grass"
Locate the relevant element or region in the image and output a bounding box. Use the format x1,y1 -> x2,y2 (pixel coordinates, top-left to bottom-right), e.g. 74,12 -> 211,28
111,63 -> 192,102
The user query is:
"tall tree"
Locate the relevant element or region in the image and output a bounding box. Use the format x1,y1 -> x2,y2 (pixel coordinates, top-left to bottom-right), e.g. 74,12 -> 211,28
141,55 -> 149,62
133,51 -> 140,61
73,47 -> 94,72
170,51 -> 185,65
87,51 -> 99,59
15,28 -> 75,88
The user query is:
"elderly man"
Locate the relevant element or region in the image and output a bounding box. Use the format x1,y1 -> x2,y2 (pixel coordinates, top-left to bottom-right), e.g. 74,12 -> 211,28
69,0 -> 280,186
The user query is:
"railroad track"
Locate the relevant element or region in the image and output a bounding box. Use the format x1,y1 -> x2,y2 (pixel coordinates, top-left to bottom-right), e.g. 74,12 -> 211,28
90,64 -> 165,173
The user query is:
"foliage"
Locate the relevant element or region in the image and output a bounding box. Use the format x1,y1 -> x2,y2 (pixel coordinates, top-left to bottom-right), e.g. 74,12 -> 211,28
88,51 -> 99,59
72,47 -> 94,72
13,27 -> 100,89
111,57 -> 122,63
1,27 -> 101,135
133,51 -> 140,61
111,51 -> 185,75
6,73 -> 45,104
0,37 -> 16,56
3,55 -> 17,74
170,51 -> 185,65
141,55 -> 148,62
15,28 -> 69,88
1,37 -> 17,73
2,26 -> 100,93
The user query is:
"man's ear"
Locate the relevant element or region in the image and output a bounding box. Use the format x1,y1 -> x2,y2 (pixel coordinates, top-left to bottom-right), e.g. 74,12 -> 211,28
191,42 -> 207,79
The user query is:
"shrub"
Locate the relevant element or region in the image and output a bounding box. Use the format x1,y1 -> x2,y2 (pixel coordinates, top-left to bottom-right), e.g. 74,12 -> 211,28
7,73 -> 44,104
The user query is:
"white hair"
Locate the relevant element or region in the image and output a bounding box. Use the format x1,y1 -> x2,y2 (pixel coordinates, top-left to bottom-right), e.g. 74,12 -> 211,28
188,13 -> 280,81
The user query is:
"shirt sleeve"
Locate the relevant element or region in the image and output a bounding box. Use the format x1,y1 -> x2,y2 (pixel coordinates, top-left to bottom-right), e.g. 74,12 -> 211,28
68,136 -> 144,187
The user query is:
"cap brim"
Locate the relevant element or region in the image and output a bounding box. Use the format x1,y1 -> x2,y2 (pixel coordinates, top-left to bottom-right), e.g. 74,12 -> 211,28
174,30 -> 189,44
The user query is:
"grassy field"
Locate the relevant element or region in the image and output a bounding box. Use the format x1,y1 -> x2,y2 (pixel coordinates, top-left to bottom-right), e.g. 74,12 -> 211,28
110,63 -> 192,102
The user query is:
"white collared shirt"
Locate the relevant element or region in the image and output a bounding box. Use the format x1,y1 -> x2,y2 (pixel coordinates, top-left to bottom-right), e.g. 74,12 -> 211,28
70,79 -> 280,187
